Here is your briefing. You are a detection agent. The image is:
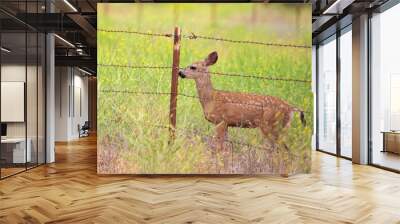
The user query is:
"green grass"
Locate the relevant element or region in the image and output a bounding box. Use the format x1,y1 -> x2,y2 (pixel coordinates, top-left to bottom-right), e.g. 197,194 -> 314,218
97,3 -> 312,175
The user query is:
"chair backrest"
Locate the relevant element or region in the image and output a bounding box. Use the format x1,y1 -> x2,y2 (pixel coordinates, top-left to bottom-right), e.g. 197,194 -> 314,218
82,121 -> 90,129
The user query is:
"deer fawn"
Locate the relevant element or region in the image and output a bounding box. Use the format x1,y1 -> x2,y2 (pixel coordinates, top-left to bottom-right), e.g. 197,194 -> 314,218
178,51 -> 306,152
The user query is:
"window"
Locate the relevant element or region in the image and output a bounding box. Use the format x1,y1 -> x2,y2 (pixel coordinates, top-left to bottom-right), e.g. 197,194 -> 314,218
0,1 -> 46,179
370,3 -> 400,171
317,35 -> 337,154
339,27 -> 352,158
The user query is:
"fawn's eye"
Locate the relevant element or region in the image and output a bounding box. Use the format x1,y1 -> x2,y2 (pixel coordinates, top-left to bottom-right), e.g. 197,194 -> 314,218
190,66 -> 197,70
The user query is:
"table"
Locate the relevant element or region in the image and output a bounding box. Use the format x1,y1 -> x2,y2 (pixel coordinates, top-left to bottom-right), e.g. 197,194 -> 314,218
381,131 -> 400,154
1,138 -> 32,164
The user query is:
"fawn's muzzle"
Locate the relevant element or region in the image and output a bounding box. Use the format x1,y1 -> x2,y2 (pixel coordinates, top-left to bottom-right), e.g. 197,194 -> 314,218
178,70 -> 186,78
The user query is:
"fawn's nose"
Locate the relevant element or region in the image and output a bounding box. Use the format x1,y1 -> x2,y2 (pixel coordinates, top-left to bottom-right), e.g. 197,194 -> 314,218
178,69 -> 186,78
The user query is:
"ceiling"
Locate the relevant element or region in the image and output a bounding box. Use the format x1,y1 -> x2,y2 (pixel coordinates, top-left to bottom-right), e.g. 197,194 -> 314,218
311,0 -> 390,43
1,0 -> 98,74
1,0 -> 395,73
1,0 -> 317,75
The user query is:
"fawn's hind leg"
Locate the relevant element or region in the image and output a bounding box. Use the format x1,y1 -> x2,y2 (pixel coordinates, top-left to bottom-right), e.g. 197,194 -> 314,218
212,121 -> 228,174
214,121 -> 228,152
280,111 -> 294,151
282,111 -> 294,130
259,124 -> 279,150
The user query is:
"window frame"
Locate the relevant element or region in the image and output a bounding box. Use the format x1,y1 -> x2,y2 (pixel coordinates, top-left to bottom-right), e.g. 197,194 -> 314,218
315,24 -> 353,160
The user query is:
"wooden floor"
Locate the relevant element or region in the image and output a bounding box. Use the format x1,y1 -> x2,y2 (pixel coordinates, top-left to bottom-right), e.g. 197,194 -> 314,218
0,167 -> 26,178
372,150 -> 400,171
1,136 -> 400,223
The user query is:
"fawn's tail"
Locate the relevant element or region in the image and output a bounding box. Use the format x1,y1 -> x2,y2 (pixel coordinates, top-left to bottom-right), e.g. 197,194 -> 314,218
294,108 -> 306,127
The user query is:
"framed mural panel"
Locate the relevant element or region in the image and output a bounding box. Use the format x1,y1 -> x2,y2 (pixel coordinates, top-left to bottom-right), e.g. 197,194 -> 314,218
98,3 -> 312,175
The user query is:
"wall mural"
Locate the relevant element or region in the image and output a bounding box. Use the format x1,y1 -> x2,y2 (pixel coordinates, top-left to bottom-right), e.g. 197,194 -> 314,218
97,3 -> 312,176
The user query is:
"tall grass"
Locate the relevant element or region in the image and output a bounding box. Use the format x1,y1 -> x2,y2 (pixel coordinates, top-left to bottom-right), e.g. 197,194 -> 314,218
97,3 -> 312,175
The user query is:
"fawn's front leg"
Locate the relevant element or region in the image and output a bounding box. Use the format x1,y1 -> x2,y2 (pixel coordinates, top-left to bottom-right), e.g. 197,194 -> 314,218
214,121 -> 228,153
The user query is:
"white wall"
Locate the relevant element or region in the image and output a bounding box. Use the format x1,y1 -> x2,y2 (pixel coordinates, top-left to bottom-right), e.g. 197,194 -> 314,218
1,65 -> 40,137
1,63 -> 46,164
1,64 -> 25,81
55,67 -> 70,141
55,67 -> 89,141
1,65 -> 26,139
70,72 -> 89,139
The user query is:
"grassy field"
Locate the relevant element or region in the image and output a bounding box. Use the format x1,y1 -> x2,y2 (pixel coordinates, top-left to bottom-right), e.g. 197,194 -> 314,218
97,3 -> 312,175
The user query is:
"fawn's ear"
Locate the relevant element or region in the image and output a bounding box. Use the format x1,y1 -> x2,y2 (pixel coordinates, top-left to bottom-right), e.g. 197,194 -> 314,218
205,51 -> 218,66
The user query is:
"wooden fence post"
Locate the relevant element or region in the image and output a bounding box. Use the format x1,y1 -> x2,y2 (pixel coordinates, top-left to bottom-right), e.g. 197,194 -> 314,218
169,26 -> 181,140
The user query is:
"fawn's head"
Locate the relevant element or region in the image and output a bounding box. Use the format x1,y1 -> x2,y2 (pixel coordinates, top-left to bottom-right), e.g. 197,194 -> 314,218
178,51 -> 218,79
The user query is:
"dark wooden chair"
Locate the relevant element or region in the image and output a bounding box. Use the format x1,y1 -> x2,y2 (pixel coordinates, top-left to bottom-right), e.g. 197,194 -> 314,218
78,121 -> 90,138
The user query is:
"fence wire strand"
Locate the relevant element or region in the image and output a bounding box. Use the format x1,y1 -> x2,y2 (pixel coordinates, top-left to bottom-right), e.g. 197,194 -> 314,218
101,89 -> 275,109
98,28 -> 173,38
98,63 -> 311,84
102,119 -> 301,160
100,89 -> 311,114
98,28 -> 310,49
182,32 -> 310,49
153,124 -> 269,151
98,64 -> 172,70
208,71 -> 311,83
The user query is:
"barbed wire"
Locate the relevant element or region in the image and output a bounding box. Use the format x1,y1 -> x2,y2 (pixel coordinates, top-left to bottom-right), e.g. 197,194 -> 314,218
155,124 -> 269,151
100,89 -> 311,114
103,120 -> 261,151
101,119 -> 301,160
182,32 -> 310,49
98,64 -> 171,70
208,71 -> 311,83
98,63 -> 311,84
100,89 -> 278,109
98,28 -> 310,49
101,89 -> 171,97
173,127 -> 302,160
98,28 -> 172,38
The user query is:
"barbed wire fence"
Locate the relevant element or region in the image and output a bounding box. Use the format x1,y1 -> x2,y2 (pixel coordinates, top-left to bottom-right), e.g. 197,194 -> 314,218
100,89 -> 313,115
98,28 -> 311,49
98,64 -> 312,83
101,114 -> 303,174
98,26 -> 311,173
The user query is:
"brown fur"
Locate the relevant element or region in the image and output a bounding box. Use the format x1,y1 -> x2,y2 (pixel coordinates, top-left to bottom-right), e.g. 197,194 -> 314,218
179,51 -> 305,152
